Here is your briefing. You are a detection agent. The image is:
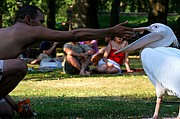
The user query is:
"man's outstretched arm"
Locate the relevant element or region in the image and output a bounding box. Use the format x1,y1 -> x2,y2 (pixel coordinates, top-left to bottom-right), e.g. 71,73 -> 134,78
30,22 -> 134,42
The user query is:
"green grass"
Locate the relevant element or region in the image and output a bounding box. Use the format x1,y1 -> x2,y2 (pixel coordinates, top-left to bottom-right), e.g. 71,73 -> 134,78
10,57 -> 180,119
98,14 -> 148,28
98,14 -> 179,28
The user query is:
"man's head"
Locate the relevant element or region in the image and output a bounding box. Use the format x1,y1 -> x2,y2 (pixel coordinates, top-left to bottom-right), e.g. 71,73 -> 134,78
15,5 -> 44,26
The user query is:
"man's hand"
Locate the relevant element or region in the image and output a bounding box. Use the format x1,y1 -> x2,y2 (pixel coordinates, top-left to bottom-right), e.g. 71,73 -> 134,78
110,21 -> 135,40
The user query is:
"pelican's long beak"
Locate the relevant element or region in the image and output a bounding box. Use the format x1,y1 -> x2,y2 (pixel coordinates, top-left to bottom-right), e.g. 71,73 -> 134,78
114,26 -> 162,54
133,27 -> 151,31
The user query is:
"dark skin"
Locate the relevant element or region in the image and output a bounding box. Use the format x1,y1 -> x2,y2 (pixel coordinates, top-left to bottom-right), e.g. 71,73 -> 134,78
0,10 -> 133,59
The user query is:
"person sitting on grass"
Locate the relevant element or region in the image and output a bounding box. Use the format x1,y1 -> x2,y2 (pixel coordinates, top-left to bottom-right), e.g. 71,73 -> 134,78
92,36 -> 133,74
79,39 -> 99,54
91,36 -> 112,66
63,41 -> 94,75
30,41 -> 59,64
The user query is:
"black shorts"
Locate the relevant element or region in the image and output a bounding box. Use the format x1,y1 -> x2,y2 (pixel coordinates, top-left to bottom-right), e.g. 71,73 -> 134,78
63,60 -> 80,75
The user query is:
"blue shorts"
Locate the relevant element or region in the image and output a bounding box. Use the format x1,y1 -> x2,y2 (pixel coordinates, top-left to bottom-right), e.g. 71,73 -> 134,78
0,60 -> 4,103
0,60 -> 3,81
63,60 -> 80,75
0,98 -> 5,103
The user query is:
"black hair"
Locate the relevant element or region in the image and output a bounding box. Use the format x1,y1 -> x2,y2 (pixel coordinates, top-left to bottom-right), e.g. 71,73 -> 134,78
15,5 -> 43,22
111,36 -> 115,40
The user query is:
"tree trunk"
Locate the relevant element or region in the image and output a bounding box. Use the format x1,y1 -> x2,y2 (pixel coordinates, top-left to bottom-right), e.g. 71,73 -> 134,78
130,1 -> 136,12
46,0 -> 56,29
110,0 -> 120,26
148,0 -> 169,24
86,0 -> 99,28
0,0 -> 4,28
72,0 -> 99,29
0,13 -> 2,28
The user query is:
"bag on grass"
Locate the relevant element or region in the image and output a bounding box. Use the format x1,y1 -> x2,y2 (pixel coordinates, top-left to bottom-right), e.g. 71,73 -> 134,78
18,99 -> 37,117
39,58 -> 62,69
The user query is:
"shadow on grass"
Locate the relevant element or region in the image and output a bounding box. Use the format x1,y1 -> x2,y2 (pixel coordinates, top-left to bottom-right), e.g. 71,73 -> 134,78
12,95 -> 179,119
25,56 -> 144,81
25,68 -> 145,81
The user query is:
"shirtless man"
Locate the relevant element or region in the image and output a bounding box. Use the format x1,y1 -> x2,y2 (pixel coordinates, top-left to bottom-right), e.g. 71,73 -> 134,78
0,5 -> 134,118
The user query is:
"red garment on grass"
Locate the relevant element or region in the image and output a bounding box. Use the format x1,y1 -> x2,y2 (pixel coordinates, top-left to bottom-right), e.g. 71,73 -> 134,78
108,49 -> 125,65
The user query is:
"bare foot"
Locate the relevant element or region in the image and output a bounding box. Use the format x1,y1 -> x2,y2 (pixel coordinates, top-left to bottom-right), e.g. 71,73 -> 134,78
85,71 -> 91,75
79,70 -> 86,76
79,70 -> 91,76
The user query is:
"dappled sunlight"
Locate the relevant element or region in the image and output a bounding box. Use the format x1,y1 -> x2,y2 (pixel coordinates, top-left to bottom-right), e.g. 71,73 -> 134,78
10,57 -> 180,119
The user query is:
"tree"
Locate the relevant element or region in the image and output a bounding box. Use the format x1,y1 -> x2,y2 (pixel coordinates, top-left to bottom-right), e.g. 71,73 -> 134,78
98,0 -> 111,12
169,0 -> 180,13
110,0 -> 120,26
129,1 -> 136,12
148,0 -> 169,24
0,0 -> 4,28
46,0 -> 56,29
71,0 -> 99,29
137,0 -> 149,12
86,0 -> 99,28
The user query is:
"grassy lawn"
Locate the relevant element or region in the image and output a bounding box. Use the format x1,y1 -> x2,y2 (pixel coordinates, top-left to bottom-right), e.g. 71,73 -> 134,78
9,57 -> 180,119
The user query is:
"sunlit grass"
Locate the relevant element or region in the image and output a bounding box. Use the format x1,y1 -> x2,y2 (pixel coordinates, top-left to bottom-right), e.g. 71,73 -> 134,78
10,57 -> 180,119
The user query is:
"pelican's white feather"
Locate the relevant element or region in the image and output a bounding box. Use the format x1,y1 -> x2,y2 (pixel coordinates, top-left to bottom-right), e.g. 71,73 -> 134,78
141,47 -> 180,98
115,23 -> 180,118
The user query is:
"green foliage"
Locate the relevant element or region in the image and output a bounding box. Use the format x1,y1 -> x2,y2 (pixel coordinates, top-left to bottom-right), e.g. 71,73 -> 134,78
2,0 -> 17,26
98,13 -> 178,28
98,0 -> 112,11
169,0 -> 180,13
1,0 -> 74,27
55,0 -> 73,23
1,0 -> 179,28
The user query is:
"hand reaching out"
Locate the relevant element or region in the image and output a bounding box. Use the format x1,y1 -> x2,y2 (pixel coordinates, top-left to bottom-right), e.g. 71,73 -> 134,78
110,21 -> 135,40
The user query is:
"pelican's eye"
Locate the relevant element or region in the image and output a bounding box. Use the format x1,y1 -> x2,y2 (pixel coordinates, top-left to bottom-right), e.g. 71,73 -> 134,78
155,25 -> 158,28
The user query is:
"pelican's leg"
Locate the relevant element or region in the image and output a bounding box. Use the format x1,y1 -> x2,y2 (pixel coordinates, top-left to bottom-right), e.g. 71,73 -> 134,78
153,97 -> 162,119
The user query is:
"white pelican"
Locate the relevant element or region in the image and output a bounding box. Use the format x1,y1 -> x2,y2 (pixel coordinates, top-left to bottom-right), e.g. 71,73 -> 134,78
115,23 -> 180,119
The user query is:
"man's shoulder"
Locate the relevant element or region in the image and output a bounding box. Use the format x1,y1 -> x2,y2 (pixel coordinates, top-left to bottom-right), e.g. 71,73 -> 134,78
14,22 -> 45,33
12,23 -> 36,35
14,22 -> 31,29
